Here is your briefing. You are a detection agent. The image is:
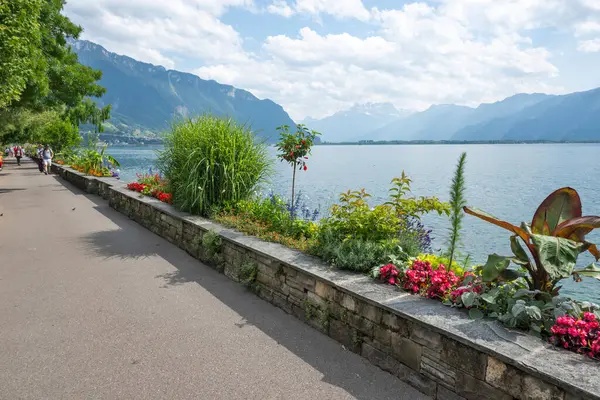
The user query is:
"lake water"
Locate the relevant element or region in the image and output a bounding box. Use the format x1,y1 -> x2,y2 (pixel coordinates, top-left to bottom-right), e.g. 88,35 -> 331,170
107,144 -> 600,302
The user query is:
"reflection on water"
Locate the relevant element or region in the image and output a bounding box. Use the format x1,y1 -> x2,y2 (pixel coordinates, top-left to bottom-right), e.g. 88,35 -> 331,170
108,143 -> 600,302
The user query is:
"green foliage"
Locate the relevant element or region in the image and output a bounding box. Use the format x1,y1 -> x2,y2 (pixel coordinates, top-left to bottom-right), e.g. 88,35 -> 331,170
0,0 -> 44,108
312,227 -> 404,273
275,124 -> 320,166
312,173 -> 443,272
397,230 -> 429,259
70,143 -> 119,175
447,152 -> 467,266
385,171 -> 450,220
157,116 -> 271,216
465,187 -> 600,293
239,262 -> 258,288
326,188 -> 399,241
226,195 -> 317,240
202,230 -> 223,264
0,0 -> 109,143
35,114 -> 80,151
323,173 -> 448,242
275,124 -> 320,208
452,280 -> 600,337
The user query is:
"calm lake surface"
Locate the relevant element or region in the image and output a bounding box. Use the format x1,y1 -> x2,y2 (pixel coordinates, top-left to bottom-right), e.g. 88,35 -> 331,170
108,144 -> 600,302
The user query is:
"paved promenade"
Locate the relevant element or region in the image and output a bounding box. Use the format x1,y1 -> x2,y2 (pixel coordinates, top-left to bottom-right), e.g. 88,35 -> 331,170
0,159 -> 427,400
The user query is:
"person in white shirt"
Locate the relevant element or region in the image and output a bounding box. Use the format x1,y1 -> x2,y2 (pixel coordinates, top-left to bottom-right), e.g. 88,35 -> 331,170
41,145 -> 54,175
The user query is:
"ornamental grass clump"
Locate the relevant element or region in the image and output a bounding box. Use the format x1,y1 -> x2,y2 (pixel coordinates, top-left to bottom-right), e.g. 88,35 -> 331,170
157,115 -> 271,216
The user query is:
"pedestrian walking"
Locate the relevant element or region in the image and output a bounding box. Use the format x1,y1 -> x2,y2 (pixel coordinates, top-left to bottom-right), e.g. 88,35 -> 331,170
36,144 -> 44,173
14,146 -> 23,166
42,145 -> 54,175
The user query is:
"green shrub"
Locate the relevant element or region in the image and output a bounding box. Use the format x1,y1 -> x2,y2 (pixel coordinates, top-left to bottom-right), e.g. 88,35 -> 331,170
311,227 -> 404,273
226,195 -> 318,240
239,261 -> 258,288
157,115 -> 271,216
322,173 -> 448,243
202,230 -> 223,263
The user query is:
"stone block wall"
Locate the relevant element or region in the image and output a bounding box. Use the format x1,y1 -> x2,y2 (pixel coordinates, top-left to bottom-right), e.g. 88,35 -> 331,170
53,164 -> 600,400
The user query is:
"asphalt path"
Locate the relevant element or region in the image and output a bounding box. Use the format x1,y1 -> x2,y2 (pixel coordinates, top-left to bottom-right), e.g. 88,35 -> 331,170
0,158 -> 429,400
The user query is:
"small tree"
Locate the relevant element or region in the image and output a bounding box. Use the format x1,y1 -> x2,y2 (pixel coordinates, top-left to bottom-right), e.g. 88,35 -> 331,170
275,124 -> 320,210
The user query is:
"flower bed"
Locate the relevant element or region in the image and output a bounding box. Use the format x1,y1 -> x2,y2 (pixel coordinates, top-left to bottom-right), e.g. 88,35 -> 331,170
373,255 -> 600,361
54,144 -> 120,178
120,119 -> 600,365
50,160 -> 600,399
126,172 -> 173,204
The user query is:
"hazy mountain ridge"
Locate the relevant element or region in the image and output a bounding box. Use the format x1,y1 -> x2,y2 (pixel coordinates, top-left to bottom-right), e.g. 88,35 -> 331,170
311,90 -> 600,142
452,89 -> 600,141
301,102 -> 412,142
71,40 -> 295,142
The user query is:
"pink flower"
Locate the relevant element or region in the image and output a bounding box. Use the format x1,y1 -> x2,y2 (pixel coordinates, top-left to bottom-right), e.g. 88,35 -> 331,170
584,312 -> 597,322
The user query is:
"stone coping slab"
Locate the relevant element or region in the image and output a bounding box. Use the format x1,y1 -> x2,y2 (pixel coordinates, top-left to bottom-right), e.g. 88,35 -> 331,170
52,164 -> 600,399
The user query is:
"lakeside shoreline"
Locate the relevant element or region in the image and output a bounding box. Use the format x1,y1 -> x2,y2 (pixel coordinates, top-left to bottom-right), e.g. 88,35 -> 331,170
317,139 -> 600,146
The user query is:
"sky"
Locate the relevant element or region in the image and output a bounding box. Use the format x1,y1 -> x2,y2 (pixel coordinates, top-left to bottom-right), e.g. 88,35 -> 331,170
64,0 -> 600,120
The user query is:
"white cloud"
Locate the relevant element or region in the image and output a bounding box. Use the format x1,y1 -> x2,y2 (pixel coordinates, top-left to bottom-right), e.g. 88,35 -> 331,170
578,38 -> 600,52
575,20 -> 600,36
66,0 -> 600,120
267,0 -> 294,17
64,0 -> 252,68
266,0 -> 371,21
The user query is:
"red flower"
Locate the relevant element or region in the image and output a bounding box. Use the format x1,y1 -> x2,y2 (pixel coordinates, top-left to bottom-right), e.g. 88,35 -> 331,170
378,264 -> 400,285
549,313 -> 600,360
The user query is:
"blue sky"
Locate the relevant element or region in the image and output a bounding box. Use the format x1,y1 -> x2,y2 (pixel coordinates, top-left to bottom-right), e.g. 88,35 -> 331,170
64,0 -> 600,120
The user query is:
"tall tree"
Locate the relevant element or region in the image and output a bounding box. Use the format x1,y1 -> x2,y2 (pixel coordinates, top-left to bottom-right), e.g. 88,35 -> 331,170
0,0 -> 110,143
0,0 -> 44,109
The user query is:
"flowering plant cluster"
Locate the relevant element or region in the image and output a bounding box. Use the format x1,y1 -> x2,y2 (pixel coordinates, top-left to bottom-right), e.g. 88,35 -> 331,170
377,258 -> 472,301
126,172 -> 172,204
379,264 -> 400,285
402,260 -> 463,300
72,164 -> 117,178
549,313 -> 600,359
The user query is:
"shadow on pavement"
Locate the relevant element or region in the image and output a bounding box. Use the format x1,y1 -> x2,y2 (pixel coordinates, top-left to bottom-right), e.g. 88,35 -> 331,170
0,188 -> 26,194
61,177 -> 427,400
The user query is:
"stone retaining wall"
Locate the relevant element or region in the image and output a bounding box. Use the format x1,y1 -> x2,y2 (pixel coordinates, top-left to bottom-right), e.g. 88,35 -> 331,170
52,164 -> 600,400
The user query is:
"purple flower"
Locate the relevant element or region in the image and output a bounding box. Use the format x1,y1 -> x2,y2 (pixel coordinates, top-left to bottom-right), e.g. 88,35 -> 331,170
403,217 -> 433,252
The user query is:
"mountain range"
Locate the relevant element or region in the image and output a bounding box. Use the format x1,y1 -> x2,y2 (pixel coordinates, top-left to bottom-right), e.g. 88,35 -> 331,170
305,90 -> 600,142
300,103 -> 412,143
72,40 -> 600,143
71,40 -> 295,143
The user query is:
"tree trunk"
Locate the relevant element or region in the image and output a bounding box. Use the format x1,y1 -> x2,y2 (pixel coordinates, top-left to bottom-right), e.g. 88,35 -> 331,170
291,162 -> 297,212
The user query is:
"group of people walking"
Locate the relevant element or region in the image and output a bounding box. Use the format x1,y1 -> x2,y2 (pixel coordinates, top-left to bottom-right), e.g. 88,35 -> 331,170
1,144 -> 53,174
2,145 -> 24,169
